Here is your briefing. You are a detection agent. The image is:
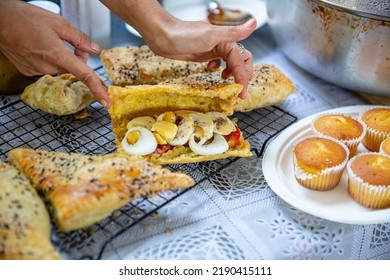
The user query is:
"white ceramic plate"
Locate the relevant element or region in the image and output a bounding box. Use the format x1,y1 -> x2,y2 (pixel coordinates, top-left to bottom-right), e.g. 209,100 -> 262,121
262,105 -> 390,225
126,0 -> 267,37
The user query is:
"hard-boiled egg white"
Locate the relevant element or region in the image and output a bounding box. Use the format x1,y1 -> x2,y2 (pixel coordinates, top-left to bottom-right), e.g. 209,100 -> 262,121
206,112 -> 236,135
189,133 -> 229,155
156,111 -> 177,123
151,120 -> 178,143
126,116 -> 156,130
188,112 -> 214,145
121,127 -> 157,156
168,116 -> 194,146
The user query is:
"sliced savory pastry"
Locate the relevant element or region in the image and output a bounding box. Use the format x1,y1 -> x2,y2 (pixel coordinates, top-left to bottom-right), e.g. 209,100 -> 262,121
107,75 -> 242,127
107,79 -> 252,164
100,45 -> 212,86
101,44 -> 295,111
7,148 -> 195,232
0,161 -> 61,260
21,74 -> 96,116
157,64 -> 295,113
118,110 -> 252,164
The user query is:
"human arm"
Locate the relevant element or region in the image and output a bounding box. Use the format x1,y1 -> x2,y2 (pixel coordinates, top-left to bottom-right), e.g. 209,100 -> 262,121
0,0 -> 110,108
99,0 -> 256,98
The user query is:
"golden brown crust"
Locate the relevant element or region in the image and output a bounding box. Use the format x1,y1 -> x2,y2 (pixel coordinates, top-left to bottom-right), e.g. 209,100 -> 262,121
101,45 -> 212,86
361,107 -> 390,152
350,154 -> 390,186
294,137 -> 347,174
108,82 -> 252,164
361,108 -> 390,133
347,153 -> 390,208
7,148 -> 194,232
108,81 -> 242,153
21,74 -> 96,116
157,64 -> 296,113
0,161 -> 60,260
313,114 -> 364,140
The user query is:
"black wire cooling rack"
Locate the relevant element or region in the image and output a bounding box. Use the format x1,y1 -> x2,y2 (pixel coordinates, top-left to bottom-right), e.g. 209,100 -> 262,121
0,66 -> 297,259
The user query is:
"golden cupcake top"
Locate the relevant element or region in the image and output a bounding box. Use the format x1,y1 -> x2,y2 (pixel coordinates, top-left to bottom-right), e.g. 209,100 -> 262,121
380,138 -> 390,156
313,114 -> 364,140
349,154 -> 390,186
361,107 -> 390,133
293,137 -> 347,174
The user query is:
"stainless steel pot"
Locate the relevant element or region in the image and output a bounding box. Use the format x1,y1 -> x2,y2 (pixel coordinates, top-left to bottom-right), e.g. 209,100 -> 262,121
267,0 -> 390,96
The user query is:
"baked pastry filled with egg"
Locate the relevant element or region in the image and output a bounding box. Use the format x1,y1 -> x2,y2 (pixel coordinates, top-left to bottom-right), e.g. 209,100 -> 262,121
107,82 -> 252,164
119,110 -> 251,164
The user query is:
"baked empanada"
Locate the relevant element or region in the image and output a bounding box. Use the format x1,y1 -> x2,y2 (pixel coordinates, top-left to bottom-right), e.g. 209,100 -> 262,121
0,161 -> 60,260
100,45 -> 212,86
7,148 -> 194,232
21,74 -> 96,115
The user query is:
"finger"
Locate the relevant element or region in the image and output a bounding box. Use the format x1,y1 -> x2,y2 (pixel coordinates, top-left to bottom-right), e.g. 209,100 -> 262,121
56,20 -> 101,54
221,68 -> 232,79
207,59 -> 221,70
58,47 -> 111,108
207,18 -> 257,47
74,48 -> 89,63
215,43 -> 252,99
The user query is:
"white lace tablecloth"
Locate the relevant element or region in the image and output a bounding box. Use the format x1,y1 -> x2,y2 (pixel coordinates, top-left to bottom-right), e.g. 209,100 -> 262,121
93,16 -> 390,260
0,15 -> 389,260
97,18 -> 389,260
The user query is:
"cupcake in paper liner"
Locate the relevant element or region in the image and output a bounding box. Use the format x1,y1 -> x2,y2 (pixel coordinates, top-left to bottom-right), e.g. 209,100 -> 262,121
360,106 -> 390,152
347,152 -> 390,209
379,137 -> 390,156
293,135 -> 349,191
311,112 -> 366,158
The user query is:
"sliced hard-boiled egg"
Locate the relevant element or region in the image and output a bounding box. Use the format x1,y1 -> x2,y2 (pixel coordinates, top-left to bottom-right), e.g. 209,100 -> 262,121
189,112 -> 214,145
206,112 -> 236,135
189,133 -> 229,155
121,127 -> 157,156
126,116 -> 155,130
151,120 -> 178,142
168,116 -> 194,146
156,111 -> 177,123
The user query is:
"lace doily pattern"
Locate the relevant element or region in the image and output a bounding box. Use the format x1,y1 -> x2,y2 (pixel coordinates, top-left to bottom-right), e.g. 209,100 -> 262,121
127,225 -> 247,260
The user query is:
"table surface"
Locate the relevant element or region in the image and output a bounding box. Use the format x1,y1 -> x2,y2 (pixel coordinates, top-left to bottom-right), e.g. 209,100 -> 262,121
1,10 -> 390,260
89,14 -> 390,260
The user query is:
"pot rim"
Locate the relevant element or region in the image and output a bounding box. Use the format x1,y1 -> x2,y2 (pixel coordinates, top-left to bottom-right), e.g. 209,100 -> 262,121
313,0 -> 390,22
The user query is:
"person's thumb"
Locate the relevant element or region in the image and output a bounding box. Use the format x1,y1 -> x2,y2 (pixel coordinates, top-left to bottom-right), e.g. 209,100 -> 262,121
212,18 -> 257,43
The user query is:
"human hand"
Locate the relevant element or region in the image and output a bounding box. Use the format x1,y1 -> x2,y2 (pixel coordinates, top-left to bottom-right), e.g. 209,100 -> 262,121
99,0 -> 256,99
144,18 -> 256,99
0,0 -> 111,108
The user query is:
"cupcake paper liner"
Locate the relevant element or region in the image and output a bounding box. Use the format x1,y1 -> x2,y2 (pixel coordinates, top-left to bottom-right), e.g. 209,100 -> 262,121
360,106 -> 390,152
347,152 -> 390,209
361,126 -> 390,152
379,138 -> 390,156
